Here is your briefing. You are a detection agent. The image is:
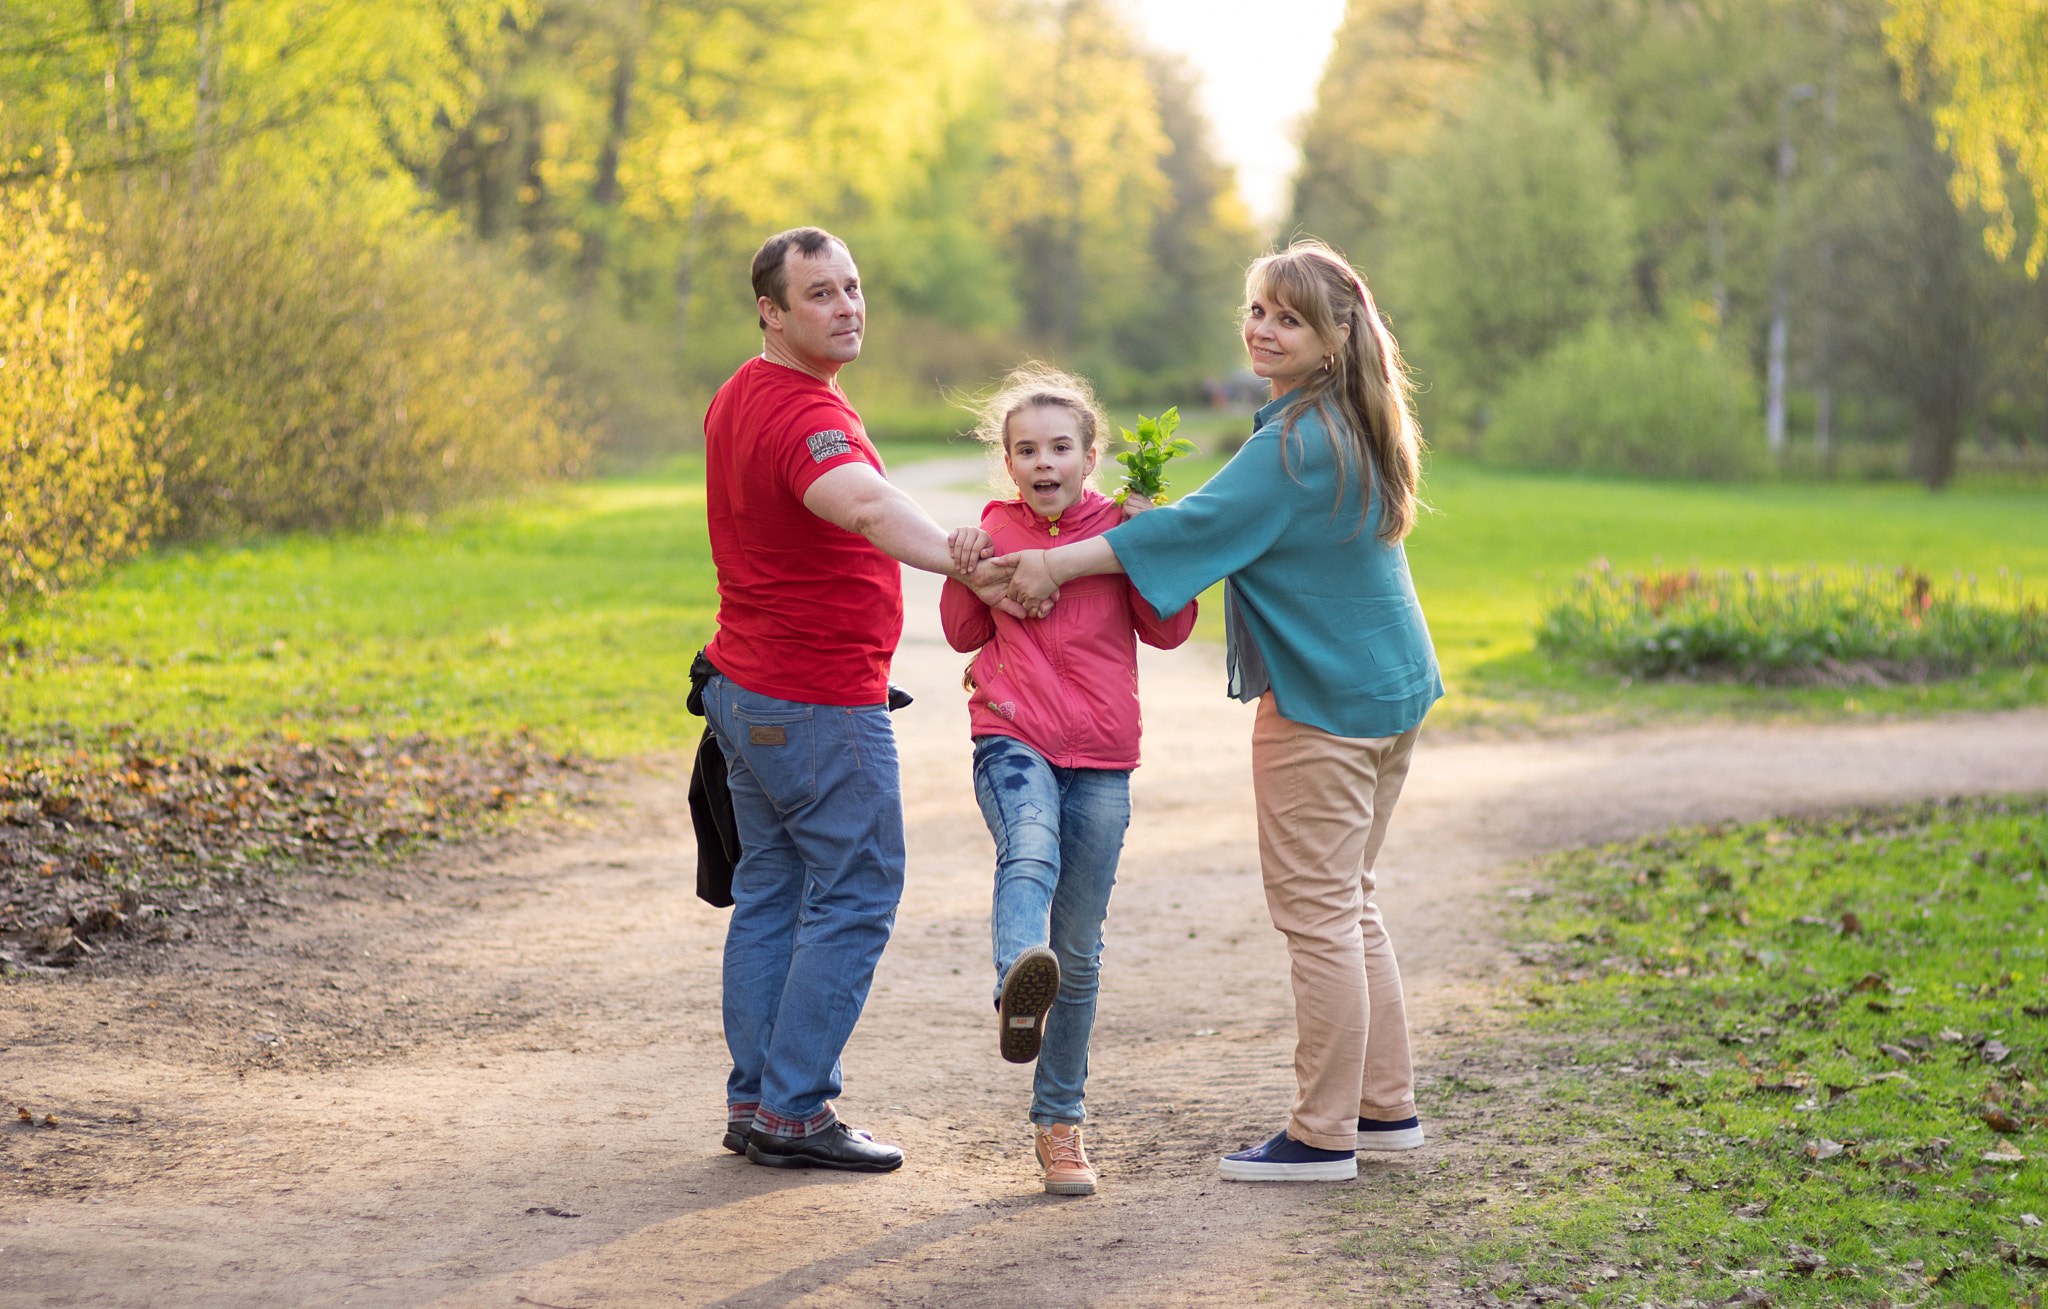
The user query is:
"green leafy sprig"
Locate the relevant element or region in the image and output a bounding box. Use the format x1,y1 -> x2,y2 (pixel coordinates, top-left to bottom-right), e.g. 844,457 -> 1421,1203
1113,407 -> 1196,506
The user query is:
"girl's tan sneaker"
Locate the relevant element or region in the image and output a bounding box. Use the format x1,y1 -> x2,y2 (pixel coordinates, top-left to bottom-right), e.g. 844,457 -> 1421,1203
1035,1123 -> 1097,1195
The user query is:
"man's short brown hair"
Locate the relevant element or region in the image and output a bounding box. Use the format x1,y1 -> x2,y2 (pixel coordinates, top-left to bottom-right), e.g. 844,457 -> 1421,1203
752,227 -> 845,329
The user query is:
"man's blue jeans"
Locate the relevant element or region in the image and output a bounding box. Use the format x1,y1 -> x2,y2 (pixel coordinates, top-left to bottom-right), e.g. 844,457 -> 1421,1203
703,674 -> 904,1138
971,734 -> 1131,1127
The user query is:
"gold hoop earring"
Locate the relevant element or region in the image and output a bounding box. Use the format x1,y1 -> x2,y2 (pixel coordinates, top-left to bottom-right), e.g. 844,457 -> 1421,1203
1321,354 -> 1334,374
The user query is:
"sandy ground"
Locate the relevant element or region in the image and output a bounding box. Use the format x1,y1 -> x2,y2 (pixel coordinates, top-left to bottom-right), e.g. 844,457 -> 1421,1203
4,458 -> 2046,1309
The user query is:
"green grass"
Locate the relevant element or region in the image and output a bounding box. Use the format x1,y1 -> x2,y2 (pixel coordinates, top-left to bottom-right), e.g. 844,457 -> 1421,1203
3,454 -> 2043,755
1161,454 -> 2048,728
0,464 -> 717,756
1394,796 -> 2048,1307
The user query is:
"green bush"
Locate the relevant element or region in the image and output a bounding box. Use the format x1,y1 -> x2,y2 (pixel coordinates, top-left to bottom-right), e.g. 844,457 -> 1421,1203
100,178 -> 589,539
1483,317 -> 1764,479
0,163 -> 157,612
1538,560 -> 2048,680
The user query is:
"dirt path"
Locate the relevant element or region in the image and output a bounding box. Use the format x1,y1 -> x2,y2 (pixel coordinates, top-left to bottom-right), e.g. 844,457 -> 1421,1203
5,459 -> 2046,1308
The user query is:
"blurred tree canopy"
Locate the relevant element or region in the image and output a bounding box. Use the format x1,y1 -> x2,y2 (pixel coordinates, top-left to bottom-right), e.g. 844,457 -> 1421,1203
1887,0 -> 2048,276
0,0 -> 1258,496
1293,0 -> 2048,488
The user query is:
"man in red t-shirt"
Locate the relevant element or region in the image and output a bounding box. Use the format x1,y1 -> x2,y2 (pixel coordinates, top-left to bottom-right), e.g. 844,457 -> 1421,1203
700,227 -> 1013,1174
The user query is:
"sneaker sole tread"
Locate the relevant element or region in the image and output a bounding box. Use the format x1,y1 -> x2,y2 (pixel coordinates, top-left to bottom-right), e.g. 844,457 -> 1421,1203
998,949 -> 1061,1064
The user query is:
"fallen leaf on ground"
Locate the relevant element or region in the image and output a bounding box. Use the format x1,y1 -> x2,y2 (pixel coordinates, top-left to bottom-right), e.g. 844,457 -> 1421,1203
1733,1199 -> 1774,1218
1850,972 -> 1890,992
1805,1138 -> 1846,1160
1982,1104 -> 2024,1133
1786,1244 -> 1827,1274
1841,911 -> 1864,935
1878,1043 -> 1915,1064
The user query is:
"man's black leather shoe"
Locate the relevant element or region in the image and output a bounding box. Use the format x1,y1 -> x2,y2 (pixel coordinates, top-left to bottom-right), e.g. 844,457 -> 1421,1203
746,1122 -> 904,1172
721,1128 -> 749,1155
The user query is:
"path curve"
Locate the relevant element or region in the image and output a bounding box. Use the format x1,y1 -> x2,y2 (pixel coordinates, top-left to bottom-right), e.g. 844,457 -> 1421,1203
4,458 -> 2045,1308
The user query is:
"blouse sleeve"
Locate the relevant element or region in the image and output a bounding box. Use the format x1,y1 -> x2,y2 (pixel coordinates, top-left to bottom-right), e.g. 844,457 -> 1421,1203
1102,431 -> 1294,619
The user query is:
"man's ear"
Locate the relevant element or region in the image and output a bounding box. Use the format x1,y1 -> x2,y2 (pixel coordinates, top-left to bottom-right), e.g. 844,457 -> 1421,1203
758,296 -> 784,333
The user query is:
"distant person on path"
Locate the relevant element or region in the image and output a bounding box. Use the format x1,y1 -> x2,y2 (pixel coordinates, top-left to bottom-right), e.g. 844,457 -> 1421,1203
698,226 -> 1015,1174
1001,239 -> 1442,1182
938,364 -> 1198,1196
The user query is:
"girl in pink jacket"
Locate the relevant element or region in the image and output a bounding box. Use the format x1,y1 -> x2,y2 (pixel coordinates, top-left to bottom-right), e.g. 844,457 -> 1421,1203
939,364 -> 1198,1196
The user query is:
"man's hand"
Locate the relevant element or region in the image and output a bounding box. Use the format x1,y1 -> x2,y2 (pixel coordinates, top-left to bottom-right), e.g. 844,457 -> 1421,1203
1002,550 -> 1060,618
947,526 -> 995,576
964,555 -> 1034,619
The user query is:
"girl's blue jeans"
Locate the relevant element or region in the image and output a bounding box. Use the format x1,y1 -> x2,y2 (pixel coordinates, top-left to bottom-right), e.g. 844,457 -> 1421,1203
971,734 -> 1131,1126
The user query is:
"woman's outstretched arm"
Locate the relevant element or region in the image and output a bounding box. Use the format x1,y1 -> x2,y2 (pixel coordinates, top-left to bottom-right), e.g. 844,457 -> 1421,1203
1005,535 -> 1123,611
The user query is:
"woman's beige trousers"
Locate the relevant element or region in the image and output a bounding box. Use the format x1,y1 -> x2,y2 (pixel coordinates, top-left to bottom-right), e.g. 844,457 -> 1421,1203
1251,693 -> 1419,1152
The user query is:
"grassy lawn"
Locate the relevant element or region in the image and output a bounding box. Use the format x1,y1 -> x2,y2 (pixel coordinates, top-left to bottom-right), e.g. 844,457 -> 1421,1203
1160,451 -> 2048,730
1323,796 -> 2048,1306
0,462 -> 718,757
1,452 -> 2041,756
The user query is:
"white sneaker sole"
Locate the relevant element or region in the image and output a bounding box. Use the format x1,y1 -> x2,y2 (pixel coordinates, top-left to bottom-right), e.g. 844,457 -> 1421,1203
1355,1127 -> 1425,1152
1218,1156 -> 1358,1182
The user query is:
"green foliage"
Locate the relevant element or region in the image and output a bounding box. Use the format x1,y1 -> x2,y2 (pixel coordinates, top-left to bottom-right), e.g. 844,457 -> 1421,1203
1382,69 -> 1634,427
101,178 -> 588,538
1482,317 -> 1764,479
0,161 -> 157,611
1112,407 -> 1195,505
1539,561 -> 2048,681
1484,797 -> 2048,1306
1296,0 -> 2048,483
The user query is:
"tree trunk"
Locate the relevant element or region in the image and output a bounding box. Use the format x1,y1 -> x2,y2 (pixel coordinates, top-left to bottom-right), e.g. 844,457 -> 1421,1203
191,0 -> 224,191
1908,406 -> 1960,489
577,37 -> 637,296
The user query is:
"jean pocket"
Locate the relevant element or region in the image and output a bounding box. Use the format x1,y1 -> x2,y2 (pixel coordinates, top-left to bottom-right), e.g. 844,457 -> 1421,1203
733,704 -> 816,813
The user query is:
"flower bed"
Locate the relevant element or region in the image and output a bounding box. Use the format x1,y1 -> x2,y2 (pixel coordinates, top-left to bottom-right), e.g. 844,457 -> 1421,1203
1537,562 -> 2048,682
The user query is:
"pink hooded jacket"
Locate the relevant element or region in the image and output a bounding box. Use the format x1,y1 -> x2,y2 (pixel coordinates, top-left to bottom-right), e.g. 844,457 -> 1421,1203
939,490 -> 1198,770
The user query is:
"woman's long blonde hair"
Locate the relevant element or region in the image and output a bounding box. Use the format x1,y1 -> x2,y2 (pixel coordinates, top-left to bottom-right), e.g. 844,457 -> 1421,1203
1245,239 -> 1422,543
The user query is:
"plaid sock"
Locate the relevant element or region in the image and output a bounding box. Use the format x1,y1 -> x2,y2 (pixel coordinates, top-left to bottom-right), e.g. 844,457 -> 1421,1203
751,1103 -> 837,1139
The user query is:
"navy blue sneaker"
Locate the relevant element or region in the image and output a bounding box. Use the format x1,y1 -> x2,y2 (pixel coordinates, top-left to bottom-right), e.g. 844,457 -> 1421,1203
1219,1129 -> 1357,1182
1356,1115 -> 1425,1152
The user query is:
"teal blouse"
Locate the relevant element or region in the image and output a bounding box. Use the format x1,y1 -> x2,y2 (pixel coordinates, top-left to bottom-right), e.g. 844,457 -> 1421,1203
1103,394 -> 1443,739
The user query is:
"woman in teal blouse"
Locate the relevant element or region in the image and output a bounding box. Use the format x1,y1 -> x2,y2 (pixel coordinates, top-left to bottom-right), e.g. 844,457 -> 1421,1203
1003,239 -> 1442,1183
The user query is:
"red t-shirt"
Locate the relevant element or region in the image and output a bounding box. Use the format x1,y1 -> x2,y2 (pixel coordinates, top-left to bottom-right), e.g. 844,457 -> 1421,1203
703,357 -> 903,705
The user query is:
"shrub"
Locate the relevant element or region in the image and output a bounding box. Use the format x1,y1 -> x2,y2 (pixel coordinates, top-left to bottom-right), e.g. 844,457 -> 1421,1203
1537,560 -> 2048,681
0,162 -> 158,612
1483,318 -> 1764,479
101,178 -> 589,539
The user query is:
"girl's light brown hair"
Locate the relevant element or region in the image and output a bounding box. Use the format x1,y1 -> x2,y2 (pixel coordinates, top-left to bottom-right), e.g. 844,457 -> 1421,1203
1245,239 -> 1423,543
970,362 -> 1110,493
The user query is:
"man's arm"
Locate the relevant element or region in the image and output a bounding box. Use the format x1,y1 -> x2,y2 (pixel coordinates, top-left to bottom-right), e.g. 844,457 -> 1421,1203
803,462 -> 960,576
804,462 -> 1022,612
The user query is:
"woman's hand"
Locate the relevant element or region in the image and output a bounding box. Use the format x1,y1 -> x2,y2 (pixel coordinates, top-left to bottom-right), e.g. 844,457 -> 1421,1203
1002,550 -> 1060,617
946,526 -> 995,576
